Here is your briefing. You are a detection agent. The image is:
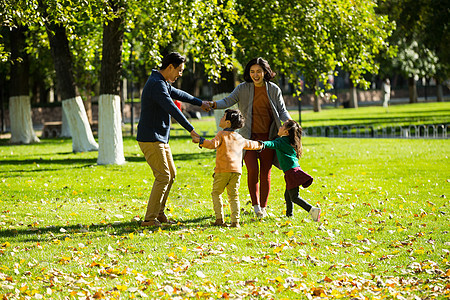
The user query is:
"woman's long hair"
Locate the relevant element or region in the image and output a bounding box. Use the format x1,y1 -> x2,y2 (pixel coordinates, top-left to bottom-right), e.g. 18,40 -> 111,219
243,57 -> 276,82
284,120 -> 303,158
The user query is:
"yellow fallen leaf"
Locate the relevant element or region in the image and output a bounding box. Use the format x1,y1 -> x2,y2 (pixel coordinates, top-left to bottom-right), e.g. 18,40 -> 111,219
273,245 -> 284,253
116,285 -> 127,291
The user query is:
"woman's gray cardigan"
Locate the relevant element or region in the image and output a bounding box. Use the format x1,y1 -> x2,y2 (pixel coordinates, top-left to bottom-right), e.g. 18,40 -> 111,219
215,81 -> 291,140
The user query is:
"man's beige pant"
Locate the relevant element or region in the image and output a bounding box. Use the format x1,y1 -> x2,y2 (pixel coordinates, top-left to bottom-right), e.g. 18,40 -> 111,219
211,172 -> 241,223
139,142 -> 176,221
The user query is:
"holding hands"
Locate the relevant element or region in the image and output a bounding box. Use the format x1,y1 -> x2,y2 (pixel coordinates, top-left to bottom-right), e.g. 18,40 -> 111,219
200,101 -> 212,112
190,130 -> 200,143
200,101 -> 217,112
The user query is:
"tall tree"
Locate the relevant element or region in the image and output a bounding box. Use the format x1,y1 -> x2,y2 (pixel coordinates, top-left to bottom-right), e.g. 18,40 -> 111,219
8,26 -> 40,144
97,0 -> 126,165
377,0 -> 449,103
1,2 -> 40,143
37,0 -> 98,152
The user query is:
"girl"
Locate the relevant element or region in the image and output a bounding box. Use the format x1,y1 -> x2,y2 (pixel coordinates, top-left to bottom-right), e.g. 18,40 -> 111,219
262,120 -> 321,221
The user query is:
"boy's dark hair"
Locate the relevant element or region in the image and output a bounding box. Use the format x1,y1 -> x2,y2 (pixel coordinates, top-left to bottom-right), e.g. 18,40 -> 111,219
160,52 -> 186,70
243,57 -> 276,83
225,109 -> 245,130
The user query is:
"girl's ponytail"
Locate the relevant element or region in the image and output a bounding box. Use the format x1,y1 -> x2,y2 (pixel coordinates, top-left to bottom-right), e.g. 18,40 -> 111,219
285,120 -> 303,158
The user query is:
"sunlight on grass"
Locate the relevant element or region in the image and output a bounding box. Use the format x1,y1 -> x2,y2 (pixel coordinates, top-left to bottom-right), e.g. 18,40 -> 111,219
0,103 -> 449,298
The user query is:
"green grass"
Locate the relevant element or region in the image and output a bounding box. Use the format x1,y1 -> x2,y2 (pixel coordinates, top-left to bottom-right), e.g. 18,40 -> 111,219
0,104 -> 449,299
168,102 -> 450,138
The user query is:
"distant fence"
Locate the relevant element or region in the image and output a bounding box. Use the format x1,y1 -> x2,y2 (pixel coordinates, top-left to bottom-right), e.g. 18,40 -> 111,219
304,124 -> 449,139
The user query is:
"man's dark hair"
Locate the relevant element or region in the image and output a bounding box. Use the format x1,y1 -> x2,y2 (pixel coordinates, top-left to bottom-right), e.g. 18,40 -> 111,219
224,109 -> 245,130
243,57 -> 276,83
160,52 -> 186,70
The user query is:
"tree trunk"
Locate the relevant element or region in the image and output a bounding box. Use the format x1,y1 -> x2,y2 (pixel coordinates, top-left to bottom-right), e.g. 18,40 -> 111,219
313,93 -> 321,112
9,26 -> 39,144
313,79 -> 321,112
9,96 -> 40,144
97,7 -> 125,165
97,94 -> 125,165
436,79 -> 443,102
60,107 -> 71,137
63,97 -> 98,152
349,81 -> 358,109
39,0 -> 97,150
408,76 -> 418,103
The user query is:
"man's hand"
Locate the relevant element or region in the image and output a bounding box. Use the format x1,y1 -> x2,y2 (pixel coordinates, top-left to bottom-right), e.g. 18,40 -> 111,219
209,101 -> 217,109
200,101 -> 212,112
190,129 -> 200,140
191,130 -> 200,143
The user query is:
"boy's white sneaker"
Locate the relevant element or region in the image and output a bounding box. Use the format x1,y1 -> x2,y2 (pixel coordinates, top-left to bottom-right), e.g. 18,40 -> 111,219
309,207 -> 321,222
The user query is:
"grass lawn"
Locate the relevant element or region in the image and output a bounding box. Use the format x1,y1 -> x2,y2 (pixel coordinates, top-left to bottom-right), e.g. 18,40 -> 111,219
0,104 -> 449,299
180,102 -> 450,136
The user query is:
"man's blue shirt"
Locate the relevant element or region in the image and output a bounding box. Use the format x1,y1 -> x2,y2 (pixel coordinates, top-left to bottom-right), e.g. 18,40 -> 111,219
137,70 -> 202,143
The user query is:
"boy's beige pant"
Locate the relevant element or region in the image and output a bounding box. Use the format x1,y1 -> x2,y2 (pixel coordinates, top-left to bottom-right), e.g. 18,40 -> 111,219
211,172 -> 241,223
138,142 -> 176,221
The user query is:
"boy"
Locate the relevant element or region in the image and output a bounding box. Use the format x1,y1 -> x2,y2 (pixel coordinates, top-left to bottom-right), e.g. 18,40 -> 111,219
193,109 -> 262,227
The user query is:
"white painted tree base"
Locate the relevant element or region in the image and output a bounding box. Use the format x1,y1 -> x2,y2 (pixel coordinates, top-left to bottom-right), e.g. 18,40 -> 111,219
97,94 -> 125,165
60,107 -> 71,138
62,96 -> 98,152
9,95 -> 40,144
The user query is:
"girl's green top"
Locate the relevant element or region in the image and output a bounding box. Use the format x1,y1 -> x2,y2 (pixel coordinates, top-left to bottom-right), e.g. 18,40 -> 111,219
263,136 -> 300,172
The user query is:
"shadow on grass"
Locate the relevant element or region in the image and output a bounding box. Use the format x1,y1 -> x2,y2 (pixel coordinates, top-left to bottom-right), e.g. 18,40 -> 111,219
0,216 -> 215,242
2,151 -> 216,171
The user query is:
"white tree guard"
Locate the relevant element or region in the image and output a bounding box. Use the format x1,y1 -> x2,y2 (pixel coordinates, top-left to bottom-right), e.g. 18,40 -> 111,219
62,96 -> 98,152
60,107 -> 71,138
9,95 -> 40,144
97,94 -> 125,165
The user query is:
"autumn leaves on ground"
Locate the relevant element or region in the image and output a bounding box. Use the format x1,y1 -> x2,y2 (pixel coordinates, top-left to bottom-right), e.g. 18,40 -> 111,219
1,106 -> 449,299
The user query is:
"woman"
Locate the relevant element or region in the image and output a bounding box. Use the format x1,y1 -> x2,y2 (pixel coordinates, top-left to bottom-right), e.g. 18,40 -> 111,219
210,57 -> 291,218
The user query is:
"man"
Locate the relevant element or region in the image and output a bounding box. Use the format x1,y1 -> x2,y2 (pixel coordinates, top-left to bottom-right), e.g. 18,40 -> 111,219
137,52 -> 211,227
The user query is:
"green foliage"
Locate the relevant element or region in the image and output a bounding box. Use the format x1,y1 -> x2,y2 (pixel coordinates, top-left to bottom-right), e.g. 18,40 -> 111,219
234,0 -> 395,93
393,39 -> 439,79
377,0 -> 449,80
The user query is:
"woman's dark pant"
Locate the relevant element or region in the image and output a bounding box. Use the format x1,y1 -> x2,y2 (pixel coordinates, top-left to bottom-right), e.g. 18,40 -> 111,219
244,147 -> 274,209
